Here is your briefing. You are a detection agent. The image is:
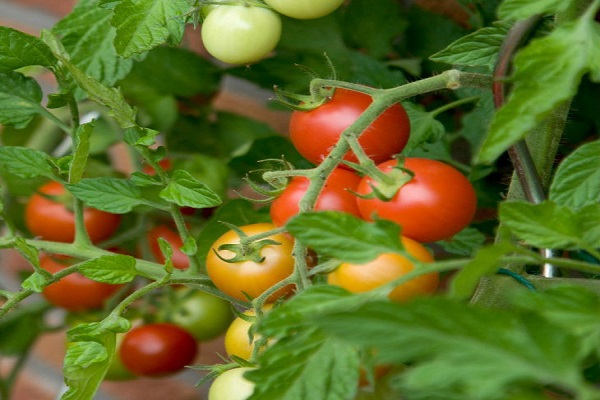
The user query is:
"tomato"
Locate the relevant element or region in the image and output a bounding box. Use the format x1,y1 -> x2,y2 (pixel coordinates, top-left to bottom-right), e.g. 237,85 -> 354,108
119,323 -> 198,377
40,254 -> 122,312
146,225 -> 189,270
270,168 -> 362,227
201,5 -> 282,65
356,158 -> 477,243
208,367 -> 256,400
224,307 -> 272,360
206,223 -> 295,303
166,289 -> 234,341
264,0 -> 345,19
289,88 -> 410,166
25,181 -> 121,243
327,236 -> 438,302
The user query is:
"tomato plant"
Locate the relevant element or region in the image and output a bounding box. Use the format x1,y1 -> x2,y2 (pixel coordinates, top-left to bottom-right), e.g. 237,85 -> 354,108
25,181 -> 121,243
146,224 -> 190,270
119,323 -> 198,377
39,254 -> 122,312
104,332 -> 135,381
205,223 -> 295,303
289,88 -> 411,166
208,367 -> 256,400
356,158 -> 478,243
327,236 -> 438,302
162,288 -> 234,341
223,307 -> 272,361
263,0 -> 345,19
201,5 -> 282,65
270,168 -> 362,227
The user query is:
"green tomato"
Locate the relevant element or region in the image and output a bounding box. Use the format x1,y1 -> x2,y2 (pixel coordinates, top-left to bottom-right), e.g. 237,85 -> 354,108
263,0 -> 345,19
105,332 -> 136,381
201,5 -> 282,65
208,367 -> 256,400
169,289 -> 233,341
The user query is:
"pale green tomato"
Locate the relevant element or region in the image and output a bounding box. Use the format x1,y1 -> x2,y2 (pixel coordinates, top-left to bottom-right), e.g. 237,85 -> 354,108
263,0 -> 345,19
208,367 -> 256,400
201,5 -> 281,65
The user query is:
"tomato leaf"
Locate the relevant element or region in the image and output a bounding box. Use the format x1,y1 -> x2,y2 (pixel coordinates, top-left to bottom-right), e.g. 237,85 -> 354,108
286,211 -> 404,264
314,296 -> 597,399
549,140 -> 600,210
52,0 -> 133,87
78,254 -> 137,284
498,0 -> 574,20
0,301 -> 46,355
436,227 -> 486,256
430,21 -> 511,70
402,102 -> 446,154
0,27 -> 56,71
66,177 -> 145,214
69,122 -> 94,184
160,170 -> 222,209
0,146 -> 56,179
111,0 -> 189,58
0,71 -> 47,128
476,17 -> 600,164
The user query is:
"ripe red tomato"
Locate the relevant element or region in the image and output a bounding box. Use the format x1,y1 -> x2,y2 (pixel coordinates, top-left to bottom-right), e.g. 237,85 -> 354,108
356,158 -> 477,243
40,254 -> 122,312
119,323 -> 198,377
147,225 -> 189,270
327,236 -> 438,302
205,223 -> 295,303
289,88 -> 410,166
25,181 -> 121,243
270,168 -> 362,227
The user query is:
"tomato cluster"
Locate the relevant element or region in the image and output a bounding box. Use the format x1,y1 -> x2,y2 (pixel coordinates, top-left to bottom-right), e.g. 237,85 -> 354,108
200,0 -> 345,65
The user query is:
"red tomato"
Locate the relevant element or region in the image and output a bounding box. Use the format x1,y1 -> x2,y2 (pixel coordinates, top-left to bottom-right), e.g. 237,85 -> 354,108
119,323 -> 198,377
356,158 -> 477,243
327,236 -> 438,302
289,88 -> 410,166
206,223 -> 295,303
40,254 -> 122,312
147,225 -> 189,270
270,168 -> 362,227
25,181 -> 121,243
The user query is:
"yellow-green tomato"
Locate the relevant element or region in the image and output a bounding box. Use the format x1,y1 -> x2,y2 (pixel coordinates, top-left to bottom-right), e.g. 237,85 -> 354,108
263,0 -> 345,19
201,5 -> 282,65
208,367 -> 256,400
169,290 -> 234,341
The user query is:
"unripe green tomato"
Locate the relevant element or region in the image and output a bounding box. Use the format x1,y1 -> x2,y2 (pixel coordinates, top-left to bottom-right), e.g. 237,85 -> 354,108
201,5 -> 281,65
169,290 -> 233,341
263,0 -> 345,19
208,367 -> 256,400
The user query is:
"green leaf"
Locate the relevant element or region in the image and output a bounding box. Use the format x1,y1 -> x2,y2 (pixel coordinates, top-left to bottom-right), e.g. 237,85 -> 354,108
498,0 -> 573,20
0,302 -> 46,355
41,30 -> 137,128
549,140 -> 600,210
402,102 -> 445,153
578,203 -> 600,248
0,146 -> 56,179
247,328 -> 360,400
0,27 -> 56,71
430,21 -> 511,70
52,0 -> 133,86
69,122 -> 94,183
66,177 -> 144,214
111,0 -> 189,58
160,170 -> 222,209
78,254 -> 137,284
499,200 -> 583,249
436,227 -> 486,257
315,297 -> 595,399
0,71 -> 46,128
286,212 -> 404,264
476,18 -> 600,164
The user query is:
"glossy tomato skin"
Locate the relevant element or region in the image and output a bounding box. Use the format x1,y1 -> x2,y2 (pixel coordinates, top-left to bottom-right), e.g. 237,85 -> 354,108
25,181 -> 121,243
167,289 -> 234,341
356,158 -> 477,243
147,225 -> 189,270
289,88 -> 410,166
263,0 -> 345,19
270,168 -> 362,227
208,367 -> 256,400
201,5 -> 281,65
223,306 -> 272,360
40,254 -> 122,312
327,237 -> 439,302
206,223 -> 295,303
119,323 -> 198,377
